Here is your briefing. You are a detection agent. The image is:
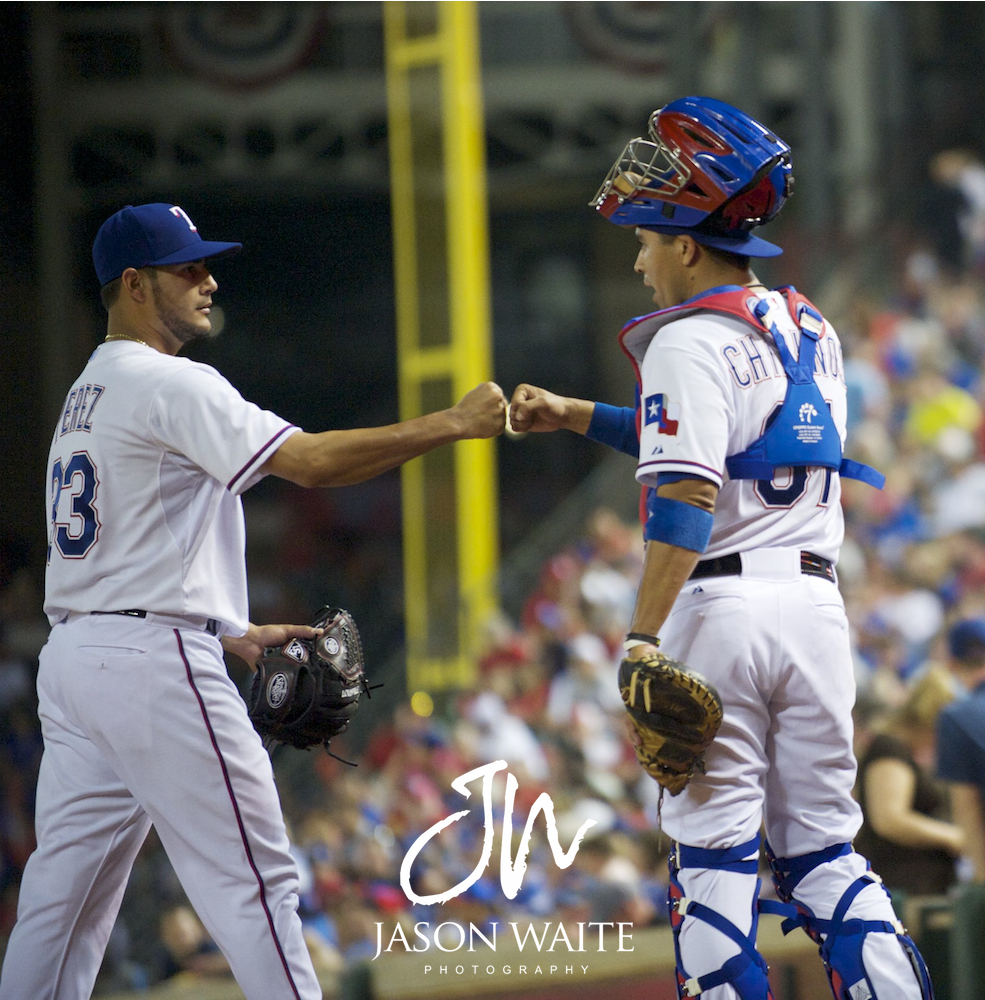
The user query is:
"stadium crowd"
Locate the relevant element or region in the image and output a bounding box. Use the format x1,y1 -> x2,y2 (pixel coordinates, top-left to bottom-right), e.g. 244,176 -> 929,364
4,209 -> 985,992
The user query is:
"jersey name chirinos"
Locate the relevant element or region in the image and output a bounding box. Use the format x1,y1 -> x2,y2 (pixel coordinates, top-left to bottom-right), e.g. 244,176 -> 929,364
721,332 -> 845,389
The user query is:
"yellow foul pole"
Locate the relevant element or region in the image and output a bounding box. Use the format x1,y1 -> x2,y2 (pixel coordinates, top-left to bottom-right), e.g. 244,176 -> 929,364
384,1 -> 498,697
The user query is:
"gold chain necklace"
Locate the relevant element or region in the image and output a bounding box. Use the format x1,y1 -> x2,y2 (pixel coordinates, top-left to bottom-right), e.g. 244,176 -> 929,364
104,333 -> 152,349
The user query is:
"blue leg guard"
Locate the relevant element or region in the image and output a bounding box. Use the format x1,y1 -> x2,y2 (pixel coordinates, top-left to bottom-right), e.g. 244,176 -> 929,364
766,842 -> 935,1000
668,835 -> 775,999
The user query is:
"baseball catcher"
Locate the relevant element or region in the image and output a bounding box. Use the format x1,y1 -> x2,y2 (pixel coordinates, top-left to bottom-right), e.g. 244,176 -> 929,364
619,651 -> 723,795
248,606 -> 369,753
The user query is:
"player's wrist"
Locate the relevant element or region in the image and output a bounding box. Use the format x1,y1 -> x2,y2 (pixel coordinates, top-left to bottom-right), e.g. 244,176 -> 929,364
444,403 -> 474,442
624,631 -> 660,652
564,397 -> 595,436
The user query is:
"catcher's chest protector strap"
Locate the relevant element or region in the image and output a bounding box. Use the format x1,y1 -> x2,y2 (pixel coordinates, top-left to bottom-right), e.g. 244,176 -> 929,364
668,835 -> 775,999
725,300 -> 884,489
619,288 -> 884,530
766,842 -> 935,1000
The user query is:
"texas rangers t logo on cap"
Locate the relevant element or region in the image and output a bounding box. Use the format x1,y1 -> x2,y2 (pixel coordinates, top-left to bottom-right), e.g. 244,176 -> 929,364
644,393 -> 680,435
169,206 -> 198,231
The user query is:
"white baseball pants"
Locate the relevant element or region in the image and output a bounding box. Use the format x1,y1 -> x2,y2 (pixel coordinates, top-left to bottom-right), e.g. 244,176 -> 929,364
658,548 -> 927,1000
0,614 -> 321,1000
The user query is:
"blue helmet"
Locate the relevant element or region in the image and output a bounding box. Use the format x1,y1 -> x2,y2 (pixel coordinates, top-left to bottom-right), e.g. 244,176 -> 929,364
591,96 -> 793,255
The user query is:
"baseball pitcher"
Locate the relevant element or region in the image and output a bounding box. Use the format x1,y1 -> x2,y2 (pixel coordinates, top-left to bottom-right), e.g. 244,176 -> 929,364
0,203 -> 505,1000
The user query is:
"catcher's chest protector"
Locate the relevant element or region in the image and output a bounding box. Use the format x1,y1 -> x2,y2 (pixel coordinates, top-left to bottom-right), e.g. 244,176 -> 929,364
618,286 -> 883,526
724,298 -> 883,488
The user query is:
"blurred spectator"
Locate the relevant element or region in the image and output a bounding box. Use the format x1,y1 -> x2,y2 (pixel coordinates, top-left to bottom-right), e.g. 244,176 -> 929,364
855,667 -> 962,895
936,618 -> 985,882
566,833 -> 656,927
578,507 -> 643,643
0,569 -> 49,663
91,920 -> 151,994
158,906 -> 230,981
0,625 -> 32,711
521,552 -> 583,640
463,691 -> 550,782
545,632 -> 624,771
931,460 -> 985,536
332,901 -> 379,963
930,149 -> 985,273
904,373 -> 981,455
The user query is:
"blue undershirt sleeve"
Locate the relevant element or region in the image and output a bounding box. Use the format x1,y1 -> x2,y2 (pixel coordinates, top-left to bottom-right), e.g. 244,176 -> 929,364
585,403 -> 639,458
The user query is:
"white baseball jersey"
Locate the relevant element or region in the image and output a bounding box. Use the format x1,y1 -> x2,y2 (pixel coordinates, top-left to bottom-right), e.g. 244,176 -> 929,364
627,289 -> 848,562
43,341 -> 299,634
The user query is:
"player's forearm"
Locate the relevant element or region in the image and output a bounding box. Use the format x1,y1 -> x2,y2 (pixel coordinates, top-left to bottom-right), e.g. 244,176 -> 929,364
222,630 -> 265,669
560,397 -> 596,435
630,539 -> 703,637
264,411 -> 466,488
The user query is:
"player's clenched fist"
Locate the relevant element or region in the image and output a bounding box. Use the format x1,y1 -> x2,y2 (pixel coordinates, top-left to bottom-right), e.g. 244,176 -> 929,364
509,384 -> 594,435
452,381 -> 507,439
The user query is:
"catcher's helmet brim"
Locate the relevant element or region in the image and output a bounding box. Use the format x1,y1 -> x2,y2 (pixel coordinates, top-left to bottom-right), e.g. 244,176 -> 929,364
637,222 -> 783,257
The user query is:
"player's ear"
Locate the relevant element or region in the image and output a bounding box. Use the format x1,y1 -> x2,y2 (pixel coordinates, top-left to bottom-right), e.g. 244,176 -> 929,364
678,235 -> 701,267
120,267 -> 148,303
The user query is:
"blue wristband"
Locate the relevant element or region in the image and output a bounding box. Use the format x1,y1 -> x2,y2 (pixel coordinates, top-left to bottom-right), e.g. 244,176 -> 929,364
644,495 -> 714,553
586,403 -> 639,458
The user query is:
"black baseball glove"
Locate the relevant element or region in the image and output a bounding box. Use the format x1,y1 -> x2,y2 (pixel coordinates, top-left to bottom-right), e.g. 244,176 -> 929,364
620,652 -> 723,795
248,606 -> 368,752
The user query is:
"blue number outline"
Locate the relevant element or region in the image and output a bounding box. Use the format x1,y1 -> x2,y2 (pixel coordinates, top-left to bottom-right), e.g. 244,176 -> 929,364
755,465 -> 809,508
50,451 -> 101,559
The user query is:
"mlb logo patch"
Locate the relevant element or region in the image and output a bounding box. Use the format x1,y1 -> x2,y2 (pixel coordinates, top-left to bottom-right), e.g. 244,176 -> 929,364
643,393 -> 680,436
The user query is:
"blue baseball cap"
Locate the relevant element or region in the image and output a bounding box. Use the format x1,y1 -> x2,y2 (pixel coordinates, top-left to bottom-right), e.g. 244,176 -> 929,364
948,618 -> 985,661
92,203 -> 242,287
640,223 -> 783,258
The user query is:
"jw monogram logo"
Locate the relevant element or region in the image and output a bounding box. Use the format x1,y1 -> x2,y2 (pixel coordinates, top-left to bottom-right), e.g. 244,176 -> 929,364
399,760 -> 597,905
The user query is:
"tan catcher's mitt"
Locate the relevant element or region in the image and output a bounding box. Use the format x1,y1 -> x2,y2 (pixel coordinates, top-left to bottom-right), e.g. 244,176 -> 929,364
619,652 -> 723,795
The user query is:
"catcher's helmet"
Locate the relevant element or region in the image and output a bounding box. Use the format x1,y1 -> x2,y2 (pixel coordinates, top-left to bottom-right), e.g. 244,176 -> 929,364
591,96 -> 793,254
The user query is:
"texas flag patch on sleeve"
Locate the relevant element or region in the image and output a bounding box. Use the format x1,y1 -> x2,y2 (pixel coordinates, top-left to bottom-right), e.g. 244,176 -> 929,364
643,393 -> 680,436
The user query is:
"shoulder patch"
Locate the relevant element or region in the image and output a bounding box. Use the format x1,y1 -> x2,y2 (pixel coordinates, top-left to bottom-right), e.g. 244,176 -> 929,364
643,394 -> 679,436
